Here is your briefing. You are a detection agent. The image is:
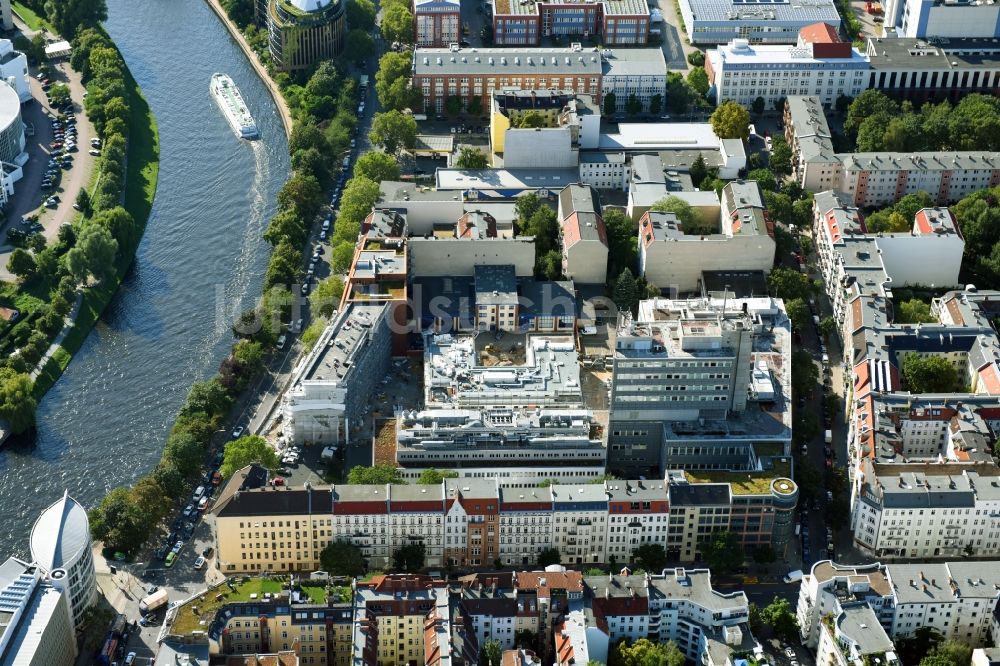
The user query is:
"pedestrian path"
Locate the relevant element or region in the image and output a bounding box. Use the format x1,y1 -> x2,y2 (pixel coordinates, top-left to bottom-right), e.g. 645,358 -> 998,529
29,291 -> 82,380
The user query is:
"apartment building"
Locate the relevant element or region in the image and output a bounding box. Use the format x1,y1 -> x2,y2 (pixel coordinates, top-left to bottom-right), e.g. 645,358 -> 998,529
557,184 -> 608,286
353,575 -> 451,666
706,23 -> 868,107
866,37 -> 1000,102
488,90 -> 601,167
799,560 -> 1000,649
490,0 -> 650,45
413,0 -> 460,46
579,152 -> 629,191
408,219 -> 537,278
584,569 -> 753,663
281,303 -> 392,446
412,45 -> 603,115
850,459 -> 1000,559
599,48 -> 667,113
214,599 -> 353,665
608,295 -> 792,476
784,96 -> 839,192
837,151 -> 1000,208
678,0 -> 840,44
813,193 -> 965,325
637,180 -> 776,294
213,473 -> 798,572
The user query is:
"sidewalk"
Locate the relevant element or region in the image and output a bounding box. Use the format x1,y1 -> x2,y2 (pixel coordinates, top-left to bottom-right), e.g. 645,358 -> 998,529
29,291 -> 82,380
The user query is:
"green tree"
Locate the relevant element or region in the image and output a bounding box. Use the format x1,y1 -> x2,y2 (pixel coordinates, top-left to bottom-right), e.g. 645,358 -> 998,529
130,476 -> 170,526
163,431 -> 205,477
792,349 -> 819,396
331,242 -> 356,273
896,627 -> 944,666
613,268 -> 639,315
651,195 -> 714,234
339,176 -> 382,224
687,50 -> 705,66
689,153 -> 708,189
445,95 -> 463,117
612,638 -> 685,666
310,275 -> 345,318
7,248 -> 36,281
381,3 -> 415,44
710,101 -> 751,140
354,151 -> 401,183
626,94 -> 642,116
320,541 -> 367,577
221,0 -> 255,26
180,379 -> 231,418
220,435 -> 280,477
417,469 -> 459,484
785,298 -> 809,332
264,240 -> 303,289
392,543 -> 425,572
278,172 -> 325,220
747,168 -> 777,192
369,110 -> 417,155
649,93 -> 662,115
480,640 -> 503,666
605,208 -> 636,279
769,136 -> 793,175
767,267 -> 811,300
751,96 -> 766,115
348,464 -> 404,484
347,0 -> 377,30
0,369 -> 36,434
45,0 -> 107,37
537,547 -> 562,567
845,90 -> 899,138
752,544 -> 776,564
375,51 -> 416,111
152,461 -> 187,500
896,298 -> 935,324
919,641 -> 972,666
701,530 -> 743,575
902,353 -> 959,393
819,315 -> 837,339
665,72 -> 692,114
65,224 -> 118,284
88,487 -> 145,554
345,29 -> 376,60
75,189 -> 93,217
514,110 -> 547,128
603,91 -> 617,116
455,146 -> 489,169
633,543 -> 667,572
686,66 -> 709,96
761,596 -> 799,642
264,209 -> 308,248
468,95 -> 484,116
515,192 -> 542,223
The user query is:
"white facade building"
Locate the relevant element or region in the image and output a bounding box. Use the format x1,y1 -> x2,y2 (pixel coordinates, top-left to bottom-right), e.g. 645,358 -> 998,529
599,48 -> 667,114
836,151 -> 1000,207
707,25 -> 868,108
28,492 -> 96,629
883,0 -> 1000,38
0,558 -> 78,666
0,39 -> 29,102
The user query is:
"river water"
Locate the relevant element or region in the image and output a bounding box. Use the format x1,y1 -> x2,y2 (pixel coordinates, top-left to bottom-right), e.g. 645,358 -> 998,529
0,0 -> 289,558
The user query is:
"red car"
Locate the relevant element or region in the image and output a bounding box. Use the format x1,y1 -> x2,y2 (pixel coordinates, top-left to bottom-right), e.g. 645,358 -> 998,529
50,141 -> 62,149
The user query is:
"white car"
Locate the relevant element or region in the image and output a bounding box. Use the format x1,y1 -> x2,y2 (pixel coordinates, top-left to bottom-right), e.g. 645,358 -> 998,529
784,647 -> 795,658
194,556 -> 206,570
89,148 -> 101,156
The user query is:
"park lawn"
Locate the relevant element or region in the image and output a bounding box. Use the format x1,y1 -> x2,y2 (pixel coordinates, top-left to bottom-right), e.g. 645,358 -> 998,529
12,2 -> 50,31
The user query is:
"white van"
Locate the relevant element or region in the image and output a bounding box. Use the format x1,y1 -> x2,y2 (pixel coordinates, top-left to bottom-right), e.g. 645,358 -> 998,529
192,486 -> 206,502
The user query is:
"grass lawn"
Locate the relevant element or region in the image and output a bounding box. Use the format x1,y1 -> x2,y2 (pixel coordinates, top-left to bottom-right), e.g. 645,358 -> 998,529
12,2 -> 50,31
34,56 -> 160,398
172,577 -> 285,636
299,584 -> 326,605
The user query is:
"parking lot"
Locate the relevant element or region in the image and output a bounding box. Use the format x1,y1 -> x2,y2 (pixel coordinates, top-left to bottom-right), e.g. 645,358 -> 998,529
0,59 -> 97,280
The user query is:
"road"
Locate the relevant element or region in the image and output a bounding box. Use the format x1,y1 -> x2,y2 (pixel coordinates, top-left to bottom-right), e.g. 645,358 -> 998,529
0,50 -> 97,279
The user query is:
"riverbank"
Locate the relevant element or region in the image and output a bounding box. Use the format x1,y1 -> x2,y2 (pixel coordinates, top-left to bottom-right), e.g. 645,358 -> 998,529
202,0 -> 293,138
32,65 -> 160,398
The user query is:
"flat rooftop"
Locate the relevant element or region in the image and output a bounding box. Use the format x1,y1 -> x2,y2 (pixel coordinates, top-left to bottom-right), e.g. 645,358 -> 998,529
682,0 -> 840,24
867,36 -> 1000,70
414,47 -> 603,77
297,303 -> 389,383
713,39 -> 867,66
599,123 -> 721,151
436,168 -> 581,191
492,0 -> 649,17
600,48 -> 667,75
424,332 -> 583,407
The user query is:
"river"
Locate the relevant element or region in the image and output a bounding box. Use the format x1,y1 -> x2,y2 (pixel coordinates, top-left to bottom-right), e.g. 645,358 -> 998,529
0,0 -> 289,558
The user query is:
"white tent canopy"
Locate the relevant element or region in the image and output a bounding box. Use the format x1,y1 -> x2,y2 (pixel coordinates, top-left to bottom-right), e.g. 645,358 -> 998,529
44,40 -> 71,59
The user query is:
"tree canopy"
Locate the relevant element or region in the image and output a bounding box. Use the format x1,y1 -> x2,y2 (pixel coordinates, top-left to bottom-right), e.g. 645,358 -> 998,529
392,543 -> 425,572
767,267 -> 811,301
710,101 -> 751,140
609,639 -> 685,666
220,435 -> 280,478
354,151 -> 401,183
320,541 -> 367,577
701,530 -> 743,575
651,195 -> 715,235
761,596 -> 799,642
902,353 -> 960,393
418,469 -> 459,484
348,464 -> 404,484
368,110 -> 417,156
455,146 -> 489,169
0,368 -> 36,434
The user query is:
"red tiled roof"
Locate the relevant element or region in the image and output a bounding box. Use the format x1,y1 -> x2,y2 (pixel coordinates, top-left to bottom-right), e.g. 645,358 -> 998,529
799,21 -> 841,44
562,212 -> 608,249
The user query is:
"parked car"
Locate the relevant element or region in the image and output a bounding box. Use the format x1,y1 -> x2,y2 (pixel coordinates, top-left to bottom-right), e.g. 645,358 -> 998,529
231,425 -> 244,439
193,556 -> 206,570
165,552 -> 176,568
89,148 -> 101,156
202,546 -> 214,558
